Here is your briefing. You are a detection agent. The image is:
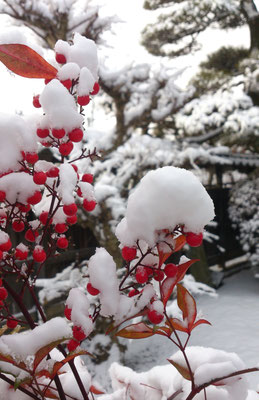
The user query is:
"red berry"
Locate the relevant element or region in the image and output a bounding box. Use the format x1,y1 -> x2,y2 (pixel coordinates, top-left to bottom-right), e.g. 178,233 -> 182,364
67,339 -> 79,352
0,191 -> 6,202
135,266 -> 148,284
122,246 -> 136,262
68,128 -> 83,142
12,220 -> 25,232
0,279 -> 2,286
90,82 -> 100,95
25,229 -> 39,242
0,250 -> 3,260
61,79 -> 72,90
55,223 -> 68,234
87,283 -> 100,296
64,305 -> 71,320
56,53 -> 66,64
46,167 -> 59,178
59,141 -> 73,156
72,326 -> 86,341
78,95 -> 90,106
7,319 -> 18,329
144,266 -> 154,277
77,188 -> 83,197
63,203 -> 77,216
153,270 -> 165,282
25,152 -> 39,164
39,211 -> 52,225
66,215 -> 77,225
33,171 -> 47,185
83,199 -> 96,212
128,289 -> 139,297
82,173 -> 93,184
185,232 -> 203,247
164,263 -> 178,278
15,248 -> 28,260
71,164 -> 78,172
0,287 -> 7,301
33,95 -> 41,108
36,128 -> 49,138
52,128 -> 65,139
27,191 -> 42,205
18,203 -> 31,213
41,141 -> 51,147
0,239 -> 12,252
33,247 -> 46,263
57,237 -> 68,249
147,309 -> 164,325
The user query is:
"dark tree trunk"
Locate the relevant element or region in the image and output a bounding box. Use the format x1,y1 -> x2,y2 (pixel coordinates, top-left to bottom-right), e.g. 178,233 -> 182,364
241,0 -> 259,51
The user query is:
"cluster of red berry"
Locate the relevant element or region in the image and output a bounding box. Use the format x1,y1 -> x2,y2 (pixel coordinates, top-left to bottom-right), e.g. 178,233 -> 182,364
64,305 -> 88,352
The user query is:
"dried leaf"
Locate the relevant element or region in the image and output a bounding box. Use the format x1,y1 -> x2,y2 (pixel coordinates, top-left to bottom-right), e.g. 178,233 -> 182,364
0,44 -> 57,79
167,359 -> 192,381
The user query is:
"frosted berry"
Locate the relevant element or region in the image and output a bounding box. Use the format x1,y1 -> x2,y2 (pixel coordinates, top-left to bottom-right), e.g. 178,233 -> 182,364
63,203 -> 77,216
0,287 -> 7,301
57,237 -> 68,249
0,191 -> 6,202
25,152 -> 39,164
67,339 -> 79,352
73,326 -> 86,341
68,128 -> 83,143
33,247 -> 46,263
87,283 -> 100,296
7,319 -> 18,329
33,95 -> 41,108
59,141 -> 73,156
164,263 -> 178,278
55,53 -> 66,64
64,305 -> 71,320
77,95 -> 90,106
147,309 -> 164,325
82,173 -> 93,184
52,128 -> 65,139
185,232 -> 203,247
0,239 -> 12,252
39,211 -> 52,225
122,246 -> 136,262
83,199 -> 96,212
15,247 -> 28,260
90,82 -> 100,95
12,220 -> 25,233
153,270 -> 165,282
47,167 -> 59,178
25,229 -> 39,242
66,215 -> 77,225
135,266 -> 148,284
61,79 -> 72,90
27,191 -> 42,205
36,128 -> 49,138
128,289 -> 139,297
33,171 -> 47,185
55,223 -> 68,234
18,204 -> 31,213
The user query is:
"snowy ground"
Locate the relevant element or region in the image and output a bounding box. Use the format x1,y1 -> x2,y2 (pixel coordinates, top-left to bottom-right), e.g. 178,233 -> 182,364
85,268 -> 259,392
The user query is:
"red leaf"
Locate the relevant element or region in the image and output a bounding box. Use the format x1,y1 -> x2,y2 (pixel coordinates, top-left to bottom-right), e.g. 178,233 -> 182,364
166,317 -> 189,333
50,350 -> 92,379
115,322 -> 155,339
158,234 -> 186,267
90,385 -> 105,395
177,284 -> 197,332
33,338 -> 68,372
161,259 -> 198,305
42,388 -> 59,399
155,326 -> 172,336
192,318 -> 211,330
167,359 -> 192,381
0,44 -> 57,79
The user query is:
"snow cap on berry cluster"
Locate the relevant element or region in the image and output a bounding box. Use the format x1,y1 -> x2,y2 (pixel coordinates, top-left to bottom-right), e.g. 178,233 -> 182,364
0,113 -> 36,174
39,79 -> 83,132
0,172 -> 39,205
66,288 -> 93,337
116,166 -> 215,247
0,231 -> 9,245
88,248 -> 120,317
58,163 -> 77,205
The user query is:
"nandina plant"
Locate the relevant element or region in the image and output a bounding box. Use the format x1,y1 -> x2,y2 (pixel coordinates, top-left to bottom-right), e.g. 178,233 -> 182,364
0,35 -> 257,400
